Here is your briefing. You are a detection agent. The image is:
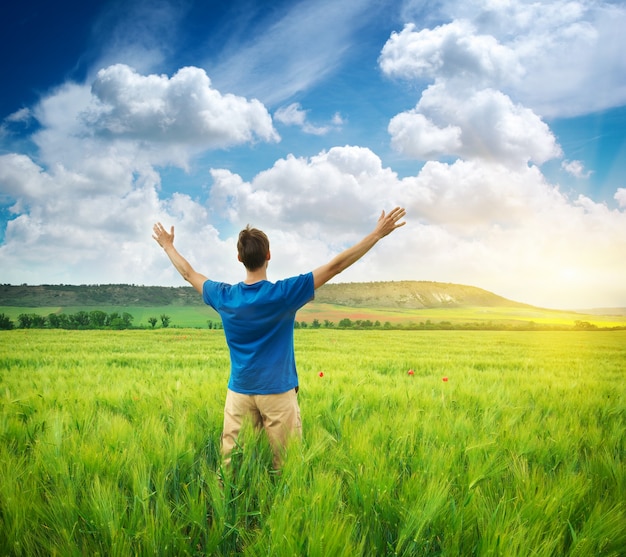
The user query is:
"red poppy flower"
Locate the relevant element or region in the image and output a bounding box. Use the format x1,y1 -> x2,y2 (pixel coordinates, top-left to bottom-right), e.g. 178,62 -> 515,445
318,372 -> 324,377
407,369 -> 415,376
442,376 -> 448,382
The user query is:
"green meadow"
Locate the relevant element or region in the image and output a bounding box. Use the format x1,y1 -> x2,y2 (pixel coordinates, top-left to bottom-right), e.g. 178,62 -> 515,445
297,303 -> 626,329
2,302 -> 626,329
1,329 -> 624,555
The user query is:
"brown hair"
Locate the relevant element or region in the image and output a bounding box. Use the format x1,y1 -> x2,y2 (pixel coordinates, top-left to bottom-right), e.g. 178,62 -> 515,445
237,226 -> 270,270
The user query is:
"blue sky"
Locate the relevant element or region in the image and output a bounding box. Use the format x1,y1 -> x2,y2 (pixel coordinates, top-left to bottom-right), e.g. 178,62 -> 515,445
1,0 -> 625,309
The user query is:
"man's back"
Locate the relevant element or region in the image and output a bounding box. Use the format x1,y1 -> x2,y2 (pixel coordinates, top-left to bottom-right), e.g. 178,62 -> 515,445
202,273 -> 314,394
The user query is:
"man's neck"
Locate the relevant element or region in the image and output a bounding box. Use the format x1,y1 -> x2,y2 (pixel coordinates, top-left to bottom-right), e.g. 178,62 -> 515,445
244,268 -> 268,285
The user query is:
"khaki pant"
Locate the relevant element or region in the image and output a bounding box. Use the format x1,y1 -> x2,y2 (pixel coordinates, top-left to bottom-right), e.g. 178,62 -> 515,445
221,388 -> 302,469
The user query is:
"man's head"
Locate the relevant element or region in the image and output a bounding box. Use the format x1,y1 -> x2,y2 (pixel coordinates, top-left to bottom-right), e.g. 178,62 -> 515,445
237,226 -> 270,270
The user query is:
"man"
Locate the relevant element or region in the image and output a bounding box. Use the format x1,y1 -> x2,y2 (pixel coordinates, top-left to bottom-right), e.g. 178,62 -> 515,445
152,207 -> 406,469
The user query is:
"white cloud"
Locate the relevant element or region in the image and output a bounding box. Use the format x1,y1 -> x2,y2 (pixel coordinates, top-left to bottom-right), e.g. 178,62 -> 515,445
206,146 -> 406,279
25,64 -> 279,175
561,159 -> 592,179
6,108 -> 32,124
2,142 -> 626,307
397,160 -> 626,308
0,155 -> 159,281
392,0 -> 626,117
388,83 -> 561,166
476,0 -> 626,117
0,153 -> 157,238
401,159 -> 562,230
274,103 -> 335,135
388,112 -> 461,159
615,188 -> 626,209
209,146 -> 401,235
0,151 -> 234,286
87,64 -> 279,146
0,62 -> 281,286
380,7 -> 568,168
331,112 -> 345,126
274,103 -> 308,127
380,21 -> 523,87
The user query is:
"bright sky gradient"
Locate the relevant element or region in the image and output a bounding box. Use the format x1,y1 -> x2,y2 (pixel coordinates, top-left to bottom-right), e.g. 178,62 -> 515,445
1,0 -> 625,309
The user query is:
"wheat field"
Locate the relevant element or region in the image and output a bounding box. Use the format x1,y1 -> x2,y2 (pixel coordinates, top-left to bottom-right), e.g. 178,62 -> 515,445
1,329 -> 624,556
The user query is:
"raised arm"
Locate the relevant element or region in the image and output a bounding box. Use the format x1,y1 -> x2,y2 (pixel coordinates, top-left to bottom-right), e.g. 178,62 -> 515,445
152,223 -> 208,294
312,207 -> 406,290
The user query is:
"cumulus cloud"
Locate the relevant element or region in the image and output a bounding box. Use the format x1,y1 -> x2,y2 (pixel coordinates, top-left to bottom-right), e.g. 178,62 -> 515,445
478,0 -> 626,117
202,145 -> 624,308
401,160 -> 626,308
388,112 -> 461,159
0,63 -> 281,285
25,64 -> 278,173
209,145 -> 401,235
206,146 -> 406,279
380,8 -> 571,167
86,64 -> 279,146
394,0 -> 626,117
0,153 -> 158,239
0,146 -> 403,287
401,159 -> 561,230
0,151 -> 233,286
388,83 -> 561,166
380,21 -> 523,88
0,152 -> 160,280
2,140 -> 626,307
372,2 -> 626,306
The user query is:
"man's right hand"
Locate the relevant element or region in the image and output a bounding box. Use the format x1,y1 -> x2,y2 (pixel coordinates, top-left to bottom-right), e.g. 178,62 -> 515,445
152,223 -> 175,249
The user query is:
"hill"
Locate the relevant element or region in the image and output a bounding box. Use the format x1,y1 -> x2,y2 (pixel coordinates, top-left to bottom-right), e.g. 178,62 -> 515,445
0,281 -> 533,309
314,281 -> 534,309
0,284 -> 200,307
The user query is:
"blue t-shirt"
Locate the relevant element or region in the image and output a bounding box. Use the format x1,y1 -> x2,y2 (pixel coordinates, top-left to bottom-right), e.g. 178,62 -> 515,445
202,273 -> 315,395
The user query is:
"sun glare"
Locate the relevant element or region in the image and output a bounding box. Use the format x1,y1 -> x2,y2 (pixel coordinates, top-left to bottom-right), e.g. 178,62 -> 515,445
558,267 -> 580,282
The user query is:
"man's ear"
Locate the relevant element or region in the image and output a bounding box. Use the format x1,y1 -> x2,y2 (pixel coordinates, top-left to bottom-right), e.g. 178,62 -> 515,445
237,254 -> 242,262
266,251 -> 271,261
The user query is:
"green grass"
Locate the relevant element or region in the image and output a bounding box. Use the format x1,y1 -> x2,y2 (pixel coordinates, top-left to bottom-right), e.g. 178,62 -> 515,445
0,329 -> 624,555
298,303 -> 626,327
2,303 -> 625,329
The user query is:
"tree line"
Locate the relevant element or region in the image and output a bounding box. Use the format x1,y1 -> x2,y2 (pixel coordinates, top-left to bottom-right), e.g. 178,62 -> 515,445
0,311 -> 172,330
294,318 -> 621,331
0,312 -> 620,332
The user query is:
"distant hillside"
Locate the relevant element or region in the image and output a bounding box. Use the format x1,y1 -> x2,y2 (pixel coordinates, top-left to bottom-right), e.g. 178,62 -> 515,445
576,307 -> 626,316
0,281 -> 534,309
314,281 -> 534,309
0,284 -> 201,307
